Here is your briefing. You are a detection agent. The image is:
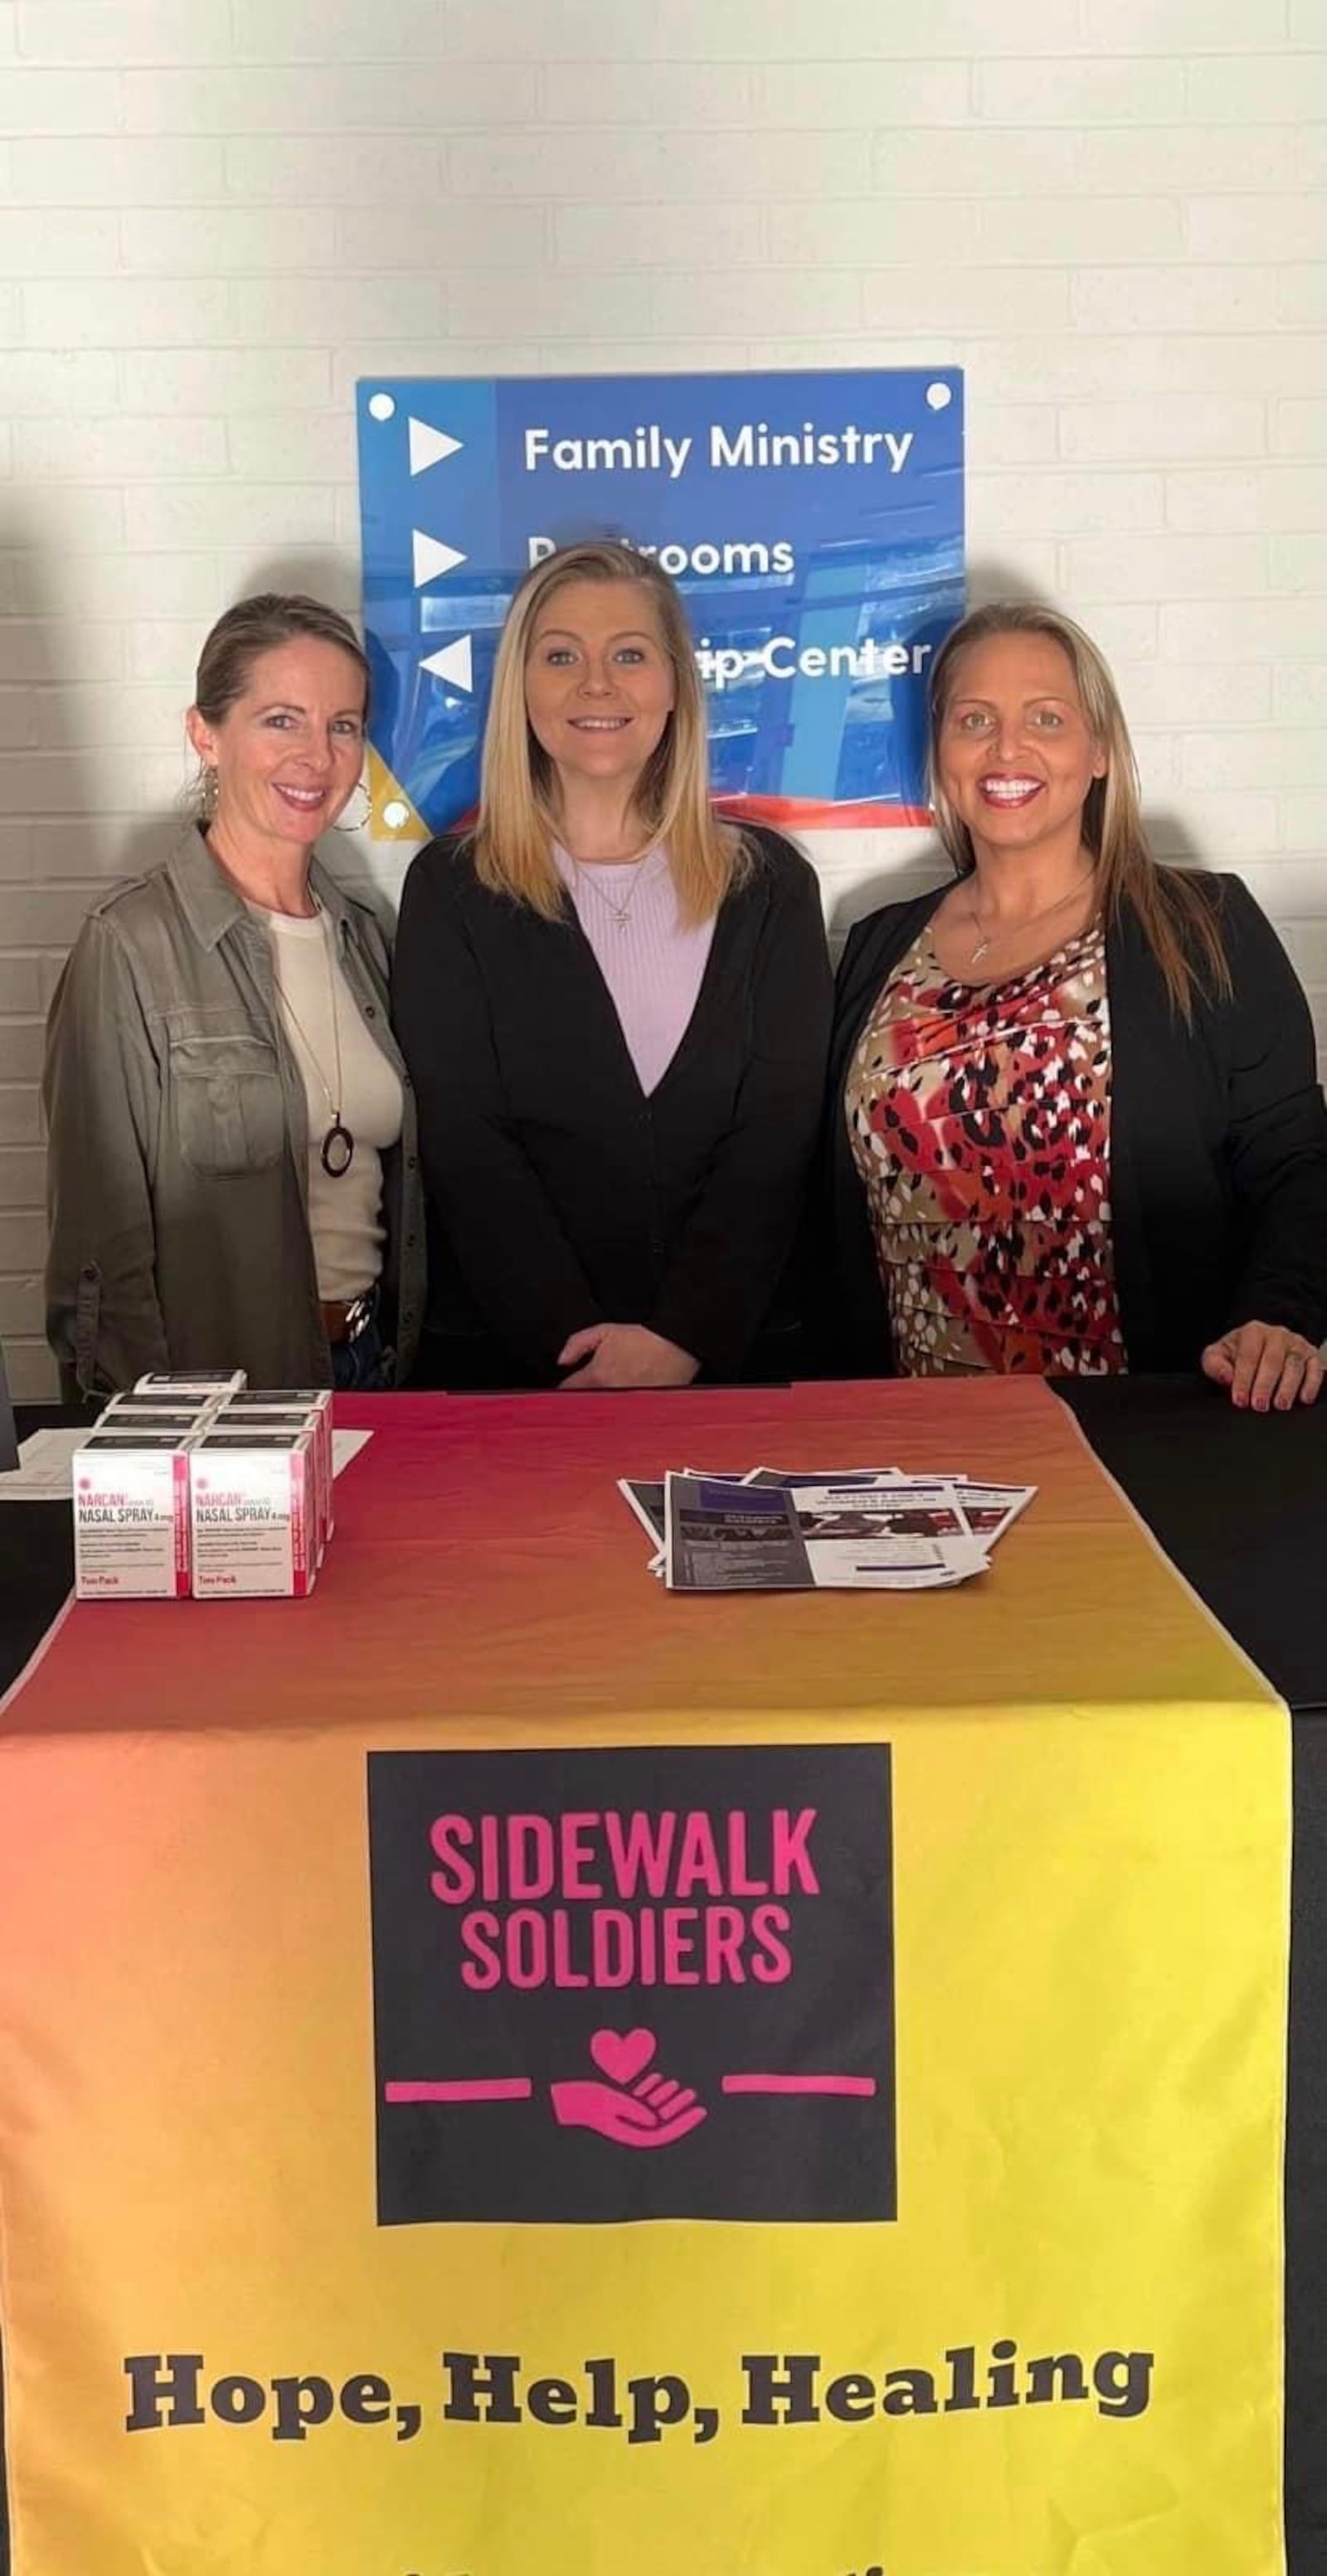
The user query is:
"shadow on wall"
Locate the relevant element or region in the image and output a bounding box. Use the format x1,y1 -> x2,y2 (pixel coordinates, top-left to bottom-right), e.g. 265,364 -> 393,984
0,504 -> 115,942
965,560 -> 1050,612
240,546 -> 360,622
1145,813 -> 1208,874
0,510 -> 109,1398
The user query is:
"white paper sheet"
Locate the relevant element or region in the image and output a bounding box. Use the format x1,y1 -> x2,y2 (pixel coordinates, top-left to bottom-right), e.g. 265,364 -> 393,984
0,1428 -> 85,1498
331,1428 -> 372,1477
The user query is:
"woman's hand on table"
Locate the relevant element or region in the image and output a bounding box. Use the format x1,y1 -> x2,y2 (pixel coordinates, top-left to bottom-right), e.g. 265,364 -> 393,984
1201,1322 -> 1325,1411
557,1322 -> 700,1390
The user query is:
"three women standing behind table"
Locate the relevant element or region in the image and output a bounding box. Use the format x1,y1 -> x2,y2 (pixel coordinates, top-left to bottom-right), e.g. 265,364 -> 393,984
44,595 -> 423,1395
393,541 -> 832,1390
826,603 -> 1327,1409
43,573 -> 1326,1413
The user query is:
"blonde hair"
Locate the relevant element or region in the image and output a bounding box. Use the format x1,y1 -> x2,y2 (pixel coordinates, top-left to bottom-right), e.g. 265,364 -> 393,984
469,541 -> 749,924
927,601 -> 1231,1021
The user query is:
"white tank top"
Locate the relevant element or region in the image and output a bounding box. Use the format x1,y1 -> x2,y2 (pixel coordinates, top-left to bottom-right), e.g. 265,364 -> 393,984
257,904 -> 403,1302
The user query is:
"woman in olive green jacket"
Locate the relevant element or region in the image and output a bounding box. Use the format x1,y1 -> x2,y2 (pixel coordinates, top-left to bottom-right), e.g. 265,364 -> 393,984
44,595 -> 424,1396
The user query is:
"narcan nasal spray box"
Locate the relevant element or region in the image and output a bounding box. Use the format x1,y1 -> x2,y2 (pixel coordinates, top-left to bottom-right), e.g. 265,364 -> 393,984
73,1428 -> 195,1599
189,1426 -> 319,1599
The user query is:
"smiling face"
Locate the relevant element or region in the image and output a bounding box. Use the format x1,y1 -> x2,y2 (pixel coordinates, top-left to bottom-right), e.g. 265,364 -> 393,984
186,636 -> 367,857
523,578 -> 676,809
936,629 -> 1107,873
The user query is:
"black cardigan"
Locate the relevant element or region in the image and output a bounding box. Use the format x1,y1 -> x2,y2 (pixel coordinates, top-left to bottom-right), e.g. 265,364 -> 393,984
823,873 -> 1327,1377
392,826 -> 833,1385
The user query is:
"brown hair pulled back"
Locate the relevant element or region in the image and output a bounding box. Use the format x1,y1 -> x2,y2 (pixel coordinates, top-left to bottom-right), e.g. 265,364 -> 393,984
193,593 -> 371,725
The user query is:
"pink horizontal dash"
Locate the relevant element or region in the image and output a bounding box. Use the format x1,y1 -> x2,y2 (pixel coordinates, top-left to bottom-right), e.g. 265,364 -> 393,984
385,2079 -> 532,2105
722,2074 -> 877,2098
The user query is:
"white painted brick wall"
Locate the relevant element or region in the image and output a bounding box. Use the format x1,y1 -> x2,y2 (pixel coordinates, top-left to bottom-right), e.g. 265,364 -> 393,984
1,0 -> 1325,1392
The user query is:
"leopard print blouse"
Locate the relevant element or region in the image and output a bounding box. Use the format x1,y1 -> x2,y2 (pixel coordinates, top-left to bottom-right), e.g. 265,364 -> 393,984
844,919 -> 1127,1377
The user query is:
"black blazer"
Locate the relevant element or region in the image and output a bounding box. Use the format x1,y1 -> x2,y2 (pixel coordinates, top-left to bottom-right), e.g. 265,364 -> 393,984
392,826 -> 833,1385
823,873 -> 1327,1376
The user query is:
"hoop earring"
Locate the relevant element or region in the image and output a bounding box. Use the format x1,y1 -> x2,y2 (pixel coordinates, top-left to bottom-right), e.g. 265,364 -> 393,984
333,777 -> 372,834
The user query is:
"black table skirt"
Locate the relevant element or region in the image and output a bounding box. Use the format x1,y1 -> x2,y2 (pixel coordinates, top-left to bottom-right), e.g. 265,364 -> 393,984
1058,1375 -> 1327,1715
2,1380 -> 1324,2572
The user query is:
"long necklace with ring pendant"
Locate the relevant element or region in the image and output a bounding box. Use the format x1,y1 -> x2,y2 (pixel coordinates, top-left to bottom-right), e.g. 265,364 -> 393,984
320,1115 -> 354,1180
967,866 -> 1095,966
273,914 -> 355,1179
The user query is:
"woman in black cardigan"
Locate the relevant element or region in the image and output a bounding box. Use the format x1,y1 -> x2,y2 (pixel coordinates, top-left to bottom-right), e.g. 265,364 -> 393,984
393,541 -> 832,1390
825,602 -> 1327,1411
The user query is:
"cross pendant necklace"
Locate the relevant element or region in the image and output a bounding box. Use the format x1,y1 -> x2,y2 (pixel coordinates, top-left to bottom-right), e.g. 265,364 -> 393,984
568,847 -> 659,934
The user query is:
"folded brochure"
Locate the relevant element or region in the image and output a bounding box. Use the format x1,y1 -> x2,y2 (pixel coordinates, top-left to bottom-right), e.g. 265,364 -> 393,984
666,1474 -> 997,1591
620,1468 -> 1035,1591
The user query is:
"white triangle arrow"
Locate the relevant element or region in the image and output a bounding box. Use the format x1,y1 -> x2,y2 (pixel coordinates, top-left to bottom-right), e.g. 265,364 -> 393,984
412,530 -> 466,587
420,636 -> 474,693
409,418 -> 464,476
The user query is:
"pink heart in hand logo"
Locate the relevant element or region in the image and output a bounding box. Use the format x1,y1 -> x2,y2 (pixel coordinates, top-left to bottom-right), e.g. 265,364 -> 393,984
591,2026 -> 656,2085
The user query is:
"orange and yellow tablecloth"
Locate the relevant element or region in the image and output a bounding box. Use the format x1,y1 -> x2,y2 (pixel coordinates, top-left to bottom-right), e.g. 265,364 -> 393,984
0,1380 -> 1289,2574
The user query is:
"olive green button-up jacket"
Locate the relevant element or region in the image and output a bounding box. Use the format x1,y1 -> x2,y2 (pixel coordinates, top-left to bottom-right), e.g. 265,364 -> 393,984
43,829 -> 424,1396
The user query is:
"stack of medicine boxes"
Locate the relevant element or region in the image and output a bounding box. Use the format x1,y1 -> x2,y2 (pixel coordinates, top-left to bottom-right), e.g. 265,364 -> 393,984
72,1374 -> 334,1602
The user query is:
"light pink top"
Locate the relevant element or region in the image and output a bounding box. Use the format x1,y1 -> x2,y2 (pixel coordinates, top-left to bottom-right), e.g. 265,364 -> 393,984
552,843 -> 715,1098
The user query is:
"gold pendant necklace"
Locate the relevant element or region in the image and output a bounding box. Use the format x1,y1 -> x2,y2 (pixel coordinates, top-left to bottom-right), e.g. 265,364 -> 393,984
968,868 -> 1095,965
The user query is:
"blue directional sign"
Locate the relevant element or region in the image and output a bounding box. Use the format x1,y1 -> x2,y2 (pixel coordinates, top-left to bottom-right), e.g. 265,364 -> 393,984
356,368 -> 965,841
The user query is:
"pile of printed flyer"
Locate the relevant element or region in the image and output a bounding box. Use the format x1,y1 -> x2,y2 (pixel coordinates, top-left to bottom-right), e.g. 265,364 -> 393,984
619,1467 -> 1036,1594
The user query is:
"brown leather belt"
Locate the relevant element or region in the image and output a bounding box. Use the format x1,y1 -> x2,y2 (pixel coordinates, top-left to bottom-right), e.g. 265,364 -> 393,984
321,1294 -> 372,1347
